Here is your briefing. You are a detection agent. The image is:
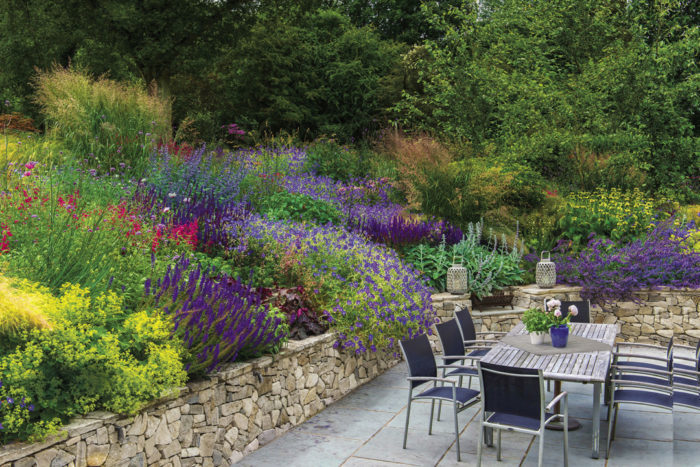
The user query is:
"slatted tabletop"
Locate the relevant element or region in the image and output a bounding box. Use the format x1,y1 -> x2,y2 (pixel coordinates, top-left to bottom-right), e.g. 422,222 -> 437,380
480,322 -> 617,383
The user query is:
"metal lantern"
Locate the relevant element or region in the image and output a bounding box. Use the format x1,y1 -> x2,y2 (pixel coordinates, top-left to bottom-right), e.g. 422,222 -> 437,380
536,251 -> 556,288
446,255 -> 468,295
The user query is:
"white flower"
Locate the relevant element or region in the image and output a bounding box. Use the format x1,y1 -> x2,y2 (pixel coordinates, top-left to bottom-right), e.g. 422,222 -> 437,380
182,197 -> 191,203
162,207 -> 170,213
546,299 -> 561,311
168,192 -> 177,198
569,305 -> 578,316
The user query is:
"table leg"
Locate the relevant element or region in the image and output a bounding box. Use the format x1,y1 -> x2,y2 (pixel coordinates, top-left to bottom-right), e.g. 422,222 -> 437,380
592,382 -> 601,459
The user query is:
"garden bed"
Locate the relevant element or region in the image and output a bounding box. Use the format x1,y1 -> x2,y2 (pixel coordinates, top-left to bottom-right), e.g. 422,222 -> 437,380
0,333 -> 399,467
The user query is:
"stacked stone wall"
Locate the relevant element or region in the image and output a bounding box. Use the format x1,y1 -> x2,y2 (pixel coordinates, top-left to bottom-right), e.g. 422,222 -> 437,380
0,334 -> 399,467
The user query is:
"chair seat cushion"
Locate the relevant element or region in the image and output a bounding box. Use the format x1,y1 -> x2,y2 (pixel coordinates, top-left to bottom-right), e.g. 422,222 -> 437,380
675,362 -> 698,372
415,386 -> 479,404
674,391 -> 700,409
468,348 -> 490,357
619,374 -> 671,386
614,389 -> 672,409
616,360 -> 667,371
446,366 -> 478,378
485,412 -> 554,431
674,375 -> 699,387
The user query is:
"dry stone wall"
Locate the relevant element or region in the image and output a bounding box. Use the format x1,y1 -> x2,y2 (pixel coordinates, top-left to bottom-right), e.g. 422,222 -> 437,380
433,285 -> 700,346
0,334 -> 399,467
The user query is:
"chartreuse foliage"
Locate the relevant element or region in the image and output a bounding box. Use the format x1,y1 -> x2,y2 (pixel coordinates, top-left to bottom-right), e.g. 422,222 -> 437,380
559,188 -> 673,244
0,275 -> 53,349
0,283 -> 186,443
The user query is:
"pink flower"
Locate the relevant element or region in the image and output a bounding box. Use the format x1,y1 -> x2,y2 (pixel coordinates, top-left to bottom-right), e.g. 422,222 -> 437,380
24,162 -> 36,170
546,299 -> 561,311
569,305 -> 578,316
22,171 -> 31,177
554,309 -> 562,318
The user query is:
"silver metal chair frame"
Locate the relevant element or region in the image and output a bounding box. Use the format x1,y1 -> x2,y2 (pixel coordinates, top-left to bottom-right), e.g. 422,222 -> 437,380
399,341 -> 480,462
606,365 -> 673,459
476,363 -> 569,467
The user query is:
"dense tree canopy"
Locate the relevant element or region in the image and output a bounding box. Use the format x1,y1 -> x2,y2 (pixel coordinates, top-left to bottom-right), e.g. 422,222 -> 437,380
1,0 -> 697,199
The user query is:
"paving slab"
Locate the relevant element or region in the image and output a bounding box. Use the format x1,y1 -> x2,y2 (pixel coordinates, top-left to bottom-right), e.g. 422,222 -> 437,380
606,438 -> 673,466
353,426 -> 457,466
235,357 -> 695,466
236,430 -> 363,467
293,405 -> 396,440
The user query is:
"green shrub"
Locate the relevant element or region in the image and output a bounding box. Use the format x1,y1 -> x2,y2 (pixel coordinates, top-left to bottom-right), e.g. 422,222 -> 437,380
0,284 -> 185,443
259,191 -> 343,225
33,67 -> 171,171
558,188 -> 672,245
304,139 -> 370,181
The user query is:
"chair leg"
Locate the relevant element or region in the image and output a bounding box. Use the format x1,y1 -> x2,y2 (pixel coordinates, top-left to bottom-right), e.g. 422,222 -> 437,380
606,403 -> 616,459
547,379 -> 551,392
429,400 -> 435,435
611,405 -> 619,441
453,400 -> 461,462
538,429 -> 545,467
477,421 -> 484,467
437,372 -> 445,421
563,408 -> 569,467
403,392 -> 412,449
497,429 -> 502,461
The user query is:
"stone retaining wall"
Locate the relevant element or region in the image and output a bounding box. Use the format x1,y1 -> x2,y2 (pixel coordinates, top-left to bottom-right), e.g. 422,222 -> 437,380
432,285 -> 700,346
0,334 -> 399,467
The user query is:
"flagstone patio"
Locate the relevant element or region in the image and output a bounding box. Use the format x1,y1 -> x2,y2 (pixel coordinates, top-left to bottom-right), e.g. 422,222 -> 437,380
235,352 -> 699,466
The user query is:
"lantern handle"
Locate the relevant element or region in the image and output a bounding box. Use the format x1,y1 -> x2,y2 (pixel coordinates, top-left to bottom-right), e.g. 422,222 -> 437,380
540,251 -> 550,261
452,253 -> 464,266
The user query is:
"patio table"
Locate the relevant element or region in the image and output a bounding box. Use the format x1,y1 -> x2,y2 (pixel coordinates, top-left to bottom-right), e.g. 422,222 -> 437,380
480,322 -> 617,459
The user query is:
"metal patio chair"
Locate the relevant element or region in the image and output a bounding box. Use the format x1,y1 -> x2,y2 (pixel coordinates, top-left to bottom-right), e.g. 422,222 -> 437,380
606,337 -> 673,403
454,305 -> 506,357
606,364 -> 673,459
477,361 -> 569,467
435,319 -> 482,420
399,333 -> 480,462
673,341 -> 700,410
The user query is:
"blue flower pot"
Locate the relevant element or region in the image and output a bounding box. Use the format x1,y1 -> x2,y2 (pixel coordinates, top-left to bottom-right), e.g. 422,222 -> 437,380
550,325 -> 569,348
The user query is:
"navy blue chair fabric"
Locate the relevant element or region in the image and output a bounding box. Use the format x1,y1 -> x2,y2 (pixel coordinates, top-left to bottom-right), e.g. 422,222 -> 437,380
401,334 -> 438,389
399,333 -> 480,462
607,353 -> 674,458
480,363 -> 541,420
454,306 -> 477,343
453,306 -> 506,356
477,361 -> 568,467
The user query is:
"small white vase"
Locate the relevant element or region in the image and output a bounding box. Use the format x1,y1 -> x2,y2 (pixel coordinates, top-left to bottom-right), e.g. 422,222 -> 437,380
529,331 -> 546,345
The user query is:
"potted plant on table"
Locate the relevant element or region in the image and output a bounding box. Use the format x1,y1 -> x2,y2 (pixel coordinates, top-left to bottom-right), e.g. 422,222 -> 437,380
522,307 -> 550,345
545,299 -> 578,348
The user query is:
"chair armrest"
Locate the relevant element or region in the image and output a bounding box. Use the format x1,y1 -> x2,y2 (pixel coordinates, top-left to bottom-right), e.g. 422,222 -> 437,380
437,364 -> 477,370
464,339 -> 499,345
407,376 -> 456,385
476,331 -> 508,336
674,368 -> 700,378
616,342 -> 667,351
610,365 -> 672,377
546,391 -> 568,411
611,379 -> 672,393
437,355 -> 481,363
613,352 -> 669,363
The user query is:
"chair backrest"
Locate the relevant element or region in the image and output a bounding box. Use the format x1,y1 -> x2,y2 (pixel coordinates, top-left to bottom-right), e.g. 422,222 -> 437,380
435,319 -> 466,365
478,361 -> 543,421
543,299 -> 591,323
399,333 -> 437,389
696,340 -> 700,373
454,305 -> 476,343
